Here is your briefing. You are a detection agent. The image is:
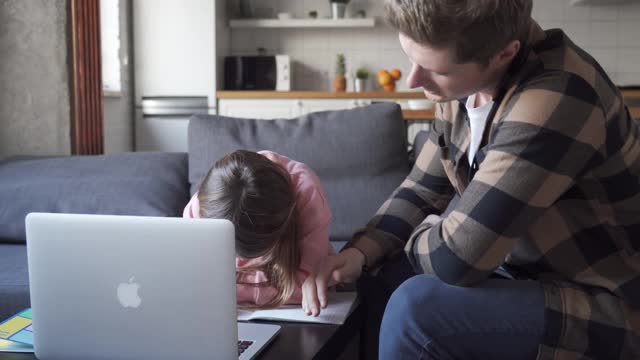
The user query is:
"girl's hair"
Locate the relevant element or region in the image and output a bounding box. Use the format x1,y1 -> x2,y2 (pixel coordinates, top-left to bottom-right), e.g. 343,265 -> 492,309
197,150 -> 299,309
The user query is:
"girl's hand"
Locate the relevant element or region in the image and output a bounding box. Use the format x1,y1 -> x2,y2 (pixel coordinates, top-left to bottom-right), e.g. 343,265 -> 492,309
301,248 -> 365,316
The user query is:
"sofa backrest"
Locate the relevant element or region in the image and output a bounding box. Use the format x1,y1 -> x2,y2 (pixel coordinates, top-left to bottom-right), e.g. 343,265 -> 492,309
188,103 -> 411,242
0,152 -> 190,244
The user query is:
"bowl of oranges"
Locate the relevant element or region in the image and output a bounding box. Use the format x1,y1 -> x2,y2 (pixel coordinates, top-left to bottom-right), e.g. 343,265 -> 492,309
377,69 -> 402,91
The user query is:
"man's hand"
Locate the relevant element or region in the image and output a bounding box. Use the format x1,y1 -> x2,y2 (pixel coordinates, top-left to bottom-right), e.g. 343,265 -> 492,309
301,248 -> 366,316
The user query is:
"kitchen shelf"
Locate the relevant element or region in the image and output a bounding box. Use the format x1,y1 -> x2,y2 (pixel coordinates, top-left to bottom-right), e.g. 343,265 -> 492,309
229,18 -> 376,28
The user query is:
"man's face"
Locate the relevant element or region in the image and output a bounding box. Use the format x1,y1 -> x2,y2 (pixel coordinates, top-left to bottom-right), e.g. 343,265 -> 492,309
399,33 -> 500,103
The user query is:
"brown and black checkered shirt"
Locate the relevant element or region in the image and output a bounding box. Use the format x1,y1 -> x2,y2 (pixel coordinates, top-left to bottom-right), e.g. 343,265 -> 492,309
347,22 -> 640,359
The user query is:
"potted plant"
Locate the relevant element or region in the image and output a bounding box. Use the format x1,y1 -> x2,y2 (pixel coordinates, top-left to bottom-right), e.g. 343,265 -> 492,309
330,0 -> 350,19
334,54 -> 346,92
355,68 -> 369,92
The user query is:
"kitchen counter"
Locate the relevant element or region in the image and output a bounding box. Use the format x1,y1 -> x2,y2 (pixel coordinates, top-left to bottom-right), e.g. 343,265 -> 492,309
217,90 -> 640,120
217,91 -> 436,120
622,89 -> 640,119
217,91 -> 427,99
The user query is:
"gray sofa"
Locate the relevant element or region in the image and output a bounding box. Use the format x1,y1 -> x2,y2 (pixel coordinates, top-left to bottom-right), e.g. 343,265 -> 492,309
0,103 -> 428,321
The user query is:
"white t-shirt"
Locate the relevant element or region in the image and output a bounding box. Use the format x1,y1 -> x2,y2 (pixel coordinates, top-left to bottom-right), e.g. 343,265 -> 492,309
465,94 -> 494,165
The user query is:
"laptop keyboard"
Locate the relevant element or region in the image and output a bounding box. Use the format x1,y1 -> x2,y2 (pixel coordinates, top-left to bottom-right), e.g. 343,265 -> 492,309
238,340 -> 254,356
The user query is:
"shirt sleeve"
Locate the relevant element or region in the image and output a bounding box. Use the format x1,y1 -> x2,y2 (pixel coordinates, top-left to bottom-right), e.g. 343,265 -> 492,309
405,78 -> 605,286
346,104 -> 457,269
283,161 -> 333,304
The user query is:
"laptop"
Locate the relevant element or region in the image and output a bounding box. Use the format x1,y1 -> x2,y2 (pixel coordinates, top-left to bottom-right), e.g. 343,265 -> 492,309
25,213 -> 280,360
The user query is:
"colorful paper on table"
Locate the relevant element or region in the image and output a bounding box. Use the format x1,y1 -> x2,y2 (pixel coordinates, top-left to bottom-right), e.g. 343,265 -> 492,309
0,308 -> 34,353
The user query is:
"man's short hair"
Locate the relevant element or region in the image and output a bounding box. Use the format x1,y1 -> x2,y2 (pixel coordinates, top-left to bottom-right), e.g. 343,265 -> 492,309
384,0 -> 533,65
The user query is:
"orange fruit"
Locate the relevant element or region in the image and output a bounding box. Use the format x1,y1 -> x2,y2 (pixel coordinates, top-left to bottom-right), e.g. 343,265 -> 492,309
390,69 -> 402,80
383,83 -> 396,92
377,71 -> 392,86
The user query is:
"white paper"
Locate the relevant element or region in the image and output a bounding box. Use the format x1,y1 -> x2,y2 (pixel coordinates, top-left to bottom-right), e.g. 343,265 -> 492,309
237,292 -> 359,325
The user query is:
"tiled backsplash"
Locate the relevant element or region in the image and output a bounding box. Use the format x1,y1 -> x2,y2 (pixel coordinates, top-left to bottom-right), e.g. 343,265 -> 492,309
229,0 -> 640,90
533,0 -> 640,86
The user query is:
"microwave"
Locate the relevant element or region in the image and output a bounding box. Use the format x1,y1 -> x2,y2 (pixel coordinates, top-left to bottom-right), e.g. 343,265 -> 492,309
223,55 -> 291,91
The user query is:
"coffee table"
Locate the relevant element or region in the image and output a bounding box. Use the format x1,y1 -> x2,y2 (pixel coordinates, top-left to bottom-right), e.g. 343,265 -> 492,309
2,302 -> 363,360
252,301 -> 364,359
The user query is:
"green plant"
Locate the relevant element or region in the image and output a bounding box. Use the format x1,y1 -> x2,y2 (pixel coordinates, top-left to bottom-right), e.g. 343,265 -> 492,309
335,54 -> 346,76
356,68 -> 369,79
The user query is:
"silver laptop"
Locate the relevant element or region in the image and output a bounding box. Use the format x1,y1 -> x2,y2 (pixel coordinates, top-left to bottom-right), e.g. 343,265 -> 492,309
26,213 -> 280,360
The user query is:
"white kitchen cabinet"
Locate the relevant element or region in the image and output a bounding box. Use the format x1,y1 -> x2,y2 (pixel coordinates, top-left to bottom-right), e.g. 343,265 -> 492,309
229,18 -> 376,28
218,99 -> 298,119
218,98 -> 379,119
297,99 -> 359,115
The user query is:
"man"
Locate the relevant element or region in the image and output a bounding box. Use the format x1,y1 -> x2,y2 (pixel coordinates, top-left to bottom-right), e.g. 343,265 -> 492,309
302,0 -> 640,359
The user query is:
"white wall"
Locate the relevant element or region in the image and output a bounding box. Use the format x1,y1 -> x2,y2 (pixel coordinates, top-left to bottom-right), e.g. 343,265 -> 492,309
229,0 -> 640,90
533,0 -> 640,86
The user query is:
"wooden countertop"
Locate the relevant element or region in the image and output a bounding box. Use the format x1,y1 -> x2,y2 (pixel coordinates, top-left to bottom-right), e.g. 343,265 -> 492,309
402,108 -> 639,120
217,91 -> 428,99
218,89 -> 640,100
217,90 -> 640,120
622,89 -> 640,98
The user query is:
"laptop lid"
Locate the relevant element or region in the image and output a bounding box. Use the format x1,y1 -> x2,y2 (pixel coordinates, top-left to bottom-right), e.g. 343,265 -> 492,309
26,213 -> 240,360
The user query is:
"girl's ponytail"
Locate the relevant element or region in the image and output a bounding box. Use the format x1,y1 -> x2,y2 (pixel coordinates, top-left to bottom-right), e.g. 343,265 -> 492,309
198,150 -> 300,308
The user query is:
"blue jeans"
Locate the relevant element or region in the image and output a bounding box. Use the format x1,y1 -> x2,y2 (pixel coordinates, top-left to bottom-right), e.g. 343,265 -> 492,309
379,275 -> 546,360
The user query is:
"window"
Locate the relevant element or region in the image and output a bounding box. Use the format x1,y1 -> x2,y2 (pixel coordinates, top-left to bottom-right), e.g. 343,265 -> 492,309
100,0 -> 121,93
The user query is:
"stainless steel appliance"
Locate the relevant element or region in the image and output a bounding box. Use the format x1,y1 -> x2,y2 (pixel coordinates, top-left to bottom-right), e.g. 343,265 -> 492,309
135,97 -> 210,152
133,0 -> 219,152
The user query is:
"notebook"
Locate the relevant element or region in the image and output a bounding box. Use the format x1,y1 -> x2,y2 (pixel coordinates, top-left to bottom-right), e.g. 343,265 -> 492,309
26,213 -> 280,360
0,308 -> 33,353
237,292 -> 359,325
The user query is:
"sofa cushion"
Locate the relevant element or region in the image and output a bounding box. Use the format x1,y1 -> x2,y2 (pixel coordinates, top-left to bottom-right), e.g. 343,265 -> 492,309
0,244 -> 29,320
188,103 -> 410,242
0,152 -> 190,244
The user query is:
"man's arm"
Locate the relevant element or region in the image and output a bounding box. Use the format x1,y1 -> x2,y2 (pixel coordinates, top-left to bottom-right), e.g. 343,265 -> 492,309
405,76 -> 605,286
303,106 -> 457,315
345,111 -> 457,270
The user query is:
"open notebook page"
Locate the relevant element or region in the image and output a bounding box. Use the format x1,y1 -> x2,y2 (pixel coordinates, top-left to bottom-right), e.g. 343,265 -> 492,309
237,292 -> 359,325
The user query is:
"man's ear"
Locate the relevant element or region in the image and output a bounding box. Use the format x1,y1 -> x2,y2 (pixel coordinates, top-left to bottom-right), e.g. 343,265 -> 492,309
495,40 -> 521,67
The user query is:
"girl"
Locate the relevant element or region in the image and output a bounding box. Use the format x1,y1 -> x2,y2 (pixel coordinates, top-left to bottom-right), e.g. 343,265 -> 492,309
183,149 -> 334,309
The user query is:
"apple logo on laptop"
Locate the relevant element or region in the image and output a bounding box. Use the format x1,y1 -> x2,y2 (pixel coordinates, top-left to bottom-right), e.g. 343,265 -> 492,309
117,276 -> 142,308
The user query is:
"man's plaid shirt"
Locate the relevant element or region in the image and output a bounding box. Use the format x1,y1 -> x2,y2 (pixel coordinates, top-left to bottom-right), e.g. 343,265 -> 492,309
347,22 -> 640,359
